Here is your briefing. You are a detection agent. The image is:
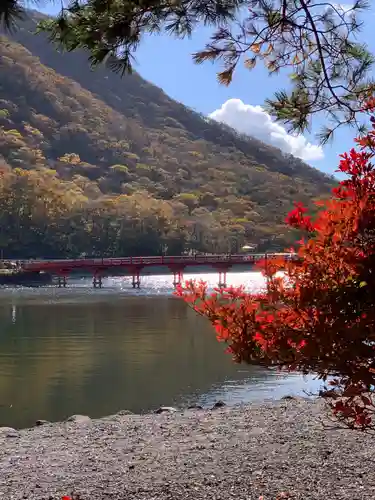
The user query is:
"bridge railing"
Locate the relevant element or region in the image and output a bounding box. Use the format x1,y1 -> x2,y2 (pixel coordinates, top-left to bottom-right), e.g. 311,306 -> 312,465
20,252 -> 296,271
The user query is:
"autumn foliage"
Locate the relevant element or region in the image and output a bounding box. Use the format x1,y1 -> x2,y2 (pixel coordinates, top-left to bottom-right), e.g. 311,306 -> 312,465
176,104 -> 375,430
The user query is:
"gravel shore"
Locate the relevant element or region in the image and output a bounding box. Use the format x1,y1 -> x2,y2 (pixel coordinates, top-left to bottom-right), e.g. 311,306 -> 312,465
0,398 -> 374,500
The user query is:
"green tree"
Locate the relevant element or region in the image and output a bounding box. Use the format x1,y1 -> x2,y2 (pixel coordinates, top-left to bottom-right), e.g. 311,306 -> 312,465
2,1 -> 374,141
174,192 -> 199,215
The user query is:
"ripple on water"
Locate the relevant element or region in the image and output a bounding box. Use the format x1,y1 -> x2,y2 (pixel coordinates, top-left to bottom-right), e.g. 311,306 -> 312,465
0,270 -> 266,301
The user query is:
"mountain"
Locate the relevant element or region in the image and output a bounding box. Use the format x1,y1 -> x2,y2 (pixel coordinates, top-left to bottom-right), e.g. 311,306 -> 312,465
0,10 -> 334,258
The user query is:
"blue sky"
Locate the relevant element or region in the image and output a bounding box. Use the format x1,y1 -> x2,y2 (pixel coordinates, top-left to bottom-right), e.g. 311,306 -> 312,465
40,2 -> 375,176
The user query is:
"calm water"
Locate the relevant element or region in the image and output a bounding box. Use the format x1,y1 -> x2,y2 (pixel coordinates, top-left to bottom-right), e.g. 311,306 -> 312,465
0,271 -> 322,428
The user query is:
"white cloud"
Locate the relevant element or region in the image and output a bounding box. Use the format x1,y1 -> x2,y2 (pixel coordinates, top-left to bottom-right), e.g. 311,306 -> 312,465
209,99 -> 324,162
328,3 -> 367,17
331,3 -> 355,14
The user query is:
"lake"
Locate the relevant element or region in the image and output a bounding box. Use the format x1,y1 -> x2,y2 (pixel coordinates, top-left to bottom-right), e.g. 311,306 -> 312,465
0,271 -> 323,428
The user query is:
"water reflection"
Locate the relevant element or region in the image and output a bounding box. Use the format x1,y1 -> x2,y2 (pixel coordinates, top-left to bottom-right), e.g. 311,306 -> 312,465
0,272 -> 323,428
11,305 -> 16,324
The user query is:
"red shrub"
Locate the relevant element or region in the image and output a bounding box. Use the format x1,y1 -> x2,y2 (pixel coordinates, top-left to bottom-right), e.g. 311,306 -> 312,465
176,105 -> 375,430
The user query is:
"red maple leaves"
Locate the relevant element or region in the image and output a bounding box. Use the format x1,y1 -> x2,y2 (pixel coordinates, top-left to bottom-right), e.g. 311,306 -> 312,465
176,104 -> 375,430
285,201 -> 315,232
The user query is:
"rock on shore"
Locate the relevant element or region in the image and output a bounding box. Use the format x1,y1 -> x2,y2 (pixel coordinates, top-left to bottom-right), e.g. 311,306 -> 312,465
0,399 -> 374,500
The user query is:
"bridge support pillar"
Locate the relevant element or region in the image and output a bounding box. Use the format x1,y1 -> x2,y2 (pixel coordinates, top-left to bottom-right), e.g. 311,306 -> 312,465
218,270 -> 227,288
172,270 -> 184,288
213,264 -> 231,288
93,275 -> 103,288
57,275 -> 67,288
168,265 -> 185,288
132,271 -> 140,289
128,265 -> 143,289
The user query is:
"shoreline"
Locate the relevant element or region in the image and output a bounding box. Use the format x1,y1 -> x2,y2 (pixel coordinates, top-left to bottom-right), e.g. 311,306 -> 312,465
0,398 -> 374,499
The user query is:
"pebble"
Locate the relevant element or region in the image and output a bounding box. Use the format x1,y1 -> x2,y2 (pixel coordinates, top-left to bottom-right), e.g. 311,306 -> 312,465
66,415 -> 92,424
116,410 -> 134,416
212,400 -> 226,409
0,427 -> 19,438
154,406 -> 178,414
35,420 -> 50,426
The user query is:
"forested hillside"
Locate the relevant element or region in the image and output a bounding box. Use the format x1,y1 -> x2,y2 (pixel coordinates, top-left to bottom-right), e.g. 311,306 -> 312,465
0,11 -> 334,258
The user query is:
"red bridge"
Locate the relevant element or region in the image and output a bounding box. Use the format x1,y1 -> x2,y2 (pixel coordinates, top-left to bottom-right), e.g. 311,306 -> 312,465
21,253 -> 293,288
